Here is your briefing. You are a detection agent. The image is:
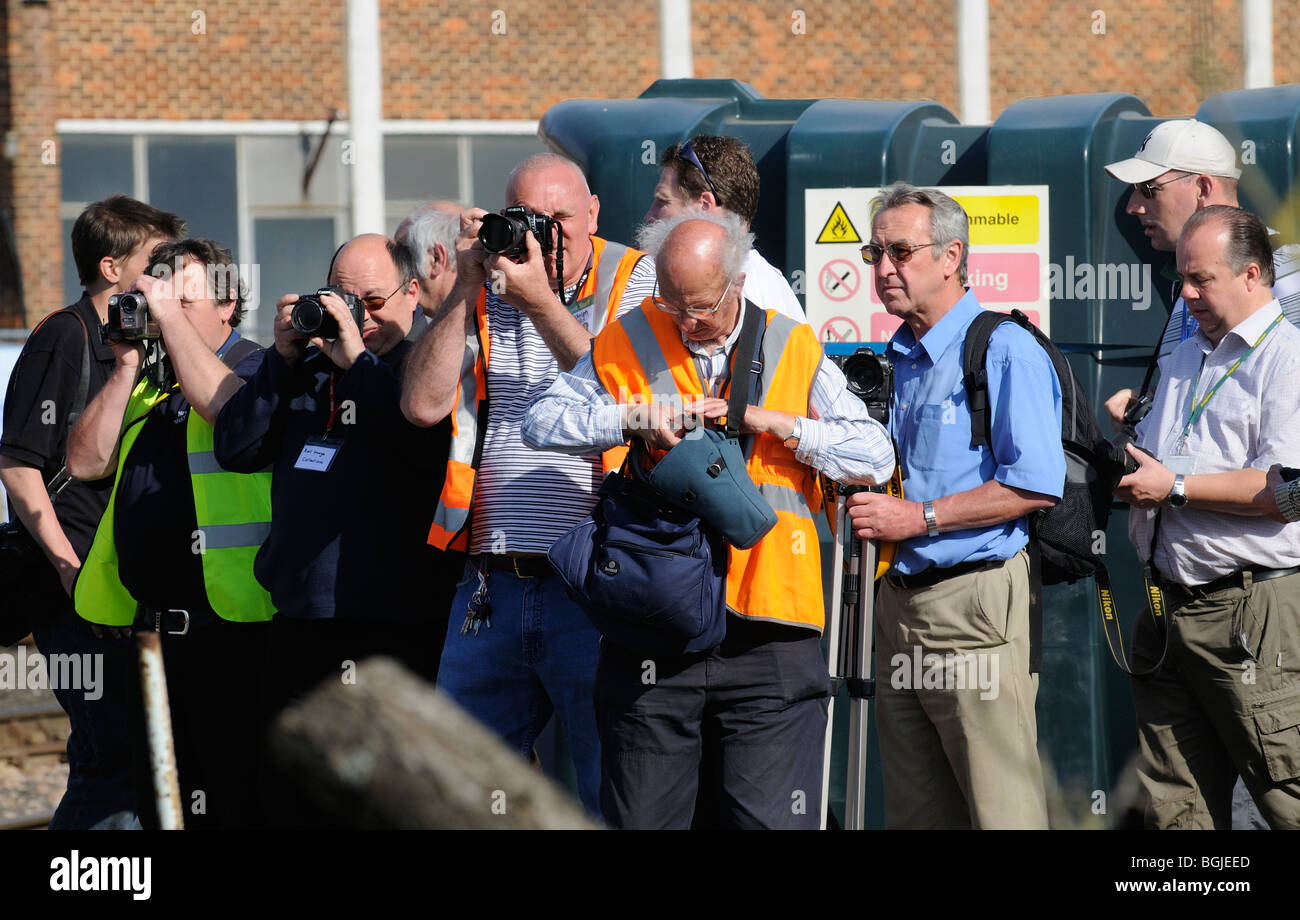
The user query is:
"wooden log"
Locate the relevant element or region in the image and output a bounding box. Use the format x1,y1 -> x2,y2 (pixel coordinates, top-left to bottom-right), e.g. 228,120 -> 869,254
266,657 -> 598,830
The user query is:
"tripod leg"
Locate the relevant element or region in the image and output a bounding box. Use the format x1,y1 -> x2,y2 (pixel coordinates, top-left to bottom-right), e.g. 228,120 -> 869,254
843,538 -> 877,830
820,495 -> 847,830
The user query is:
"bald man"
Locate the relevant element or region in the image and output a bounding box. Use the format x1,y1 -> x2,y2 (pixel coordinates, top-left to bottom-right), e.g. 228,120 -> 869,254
523,213 -> 893,828
401,153 -> 655,817
214,234 -> 463,757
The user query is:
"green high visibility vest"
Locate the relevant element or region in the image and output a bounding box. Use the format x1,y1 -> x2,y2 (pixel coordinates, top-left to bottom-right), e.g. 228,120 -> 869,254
75,372 -> 274,626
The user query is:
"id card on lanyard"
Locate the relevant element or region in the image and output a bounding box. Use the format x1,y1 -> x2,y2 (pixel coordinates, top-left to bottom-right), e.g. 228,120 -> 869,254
293,370 -> 345,472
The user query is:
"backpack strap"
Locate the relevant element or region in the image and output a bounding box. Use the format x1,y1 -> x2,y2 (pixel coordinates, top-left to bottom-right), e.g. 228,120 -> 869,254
961,310 -> 1019,449
218,336 -> 261,370
44,309 -> 94,502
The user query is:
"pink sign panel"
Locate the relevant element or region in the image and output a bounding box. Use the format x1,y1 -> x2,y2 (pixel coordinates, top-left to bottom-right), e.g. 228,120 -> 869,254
868,252 -> 1040,304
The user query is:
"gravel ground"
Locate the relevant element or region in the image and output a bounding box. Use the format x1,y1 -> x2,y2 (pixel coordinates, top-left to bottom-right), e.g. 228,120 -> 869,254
0,685 -> 70,825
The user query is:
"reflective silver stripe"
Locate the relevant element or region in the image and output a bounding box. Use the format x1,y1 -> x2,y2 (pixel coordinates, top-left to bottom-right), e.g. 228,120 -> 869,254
198,522 -> 271,550
187,451 -> 225,475
432,503 -> 470,536
619,307 -> 677,400
757,481 -> 814,518
756,313 -> 798,404
592,241 -> 631,331
449,338 -> 481,465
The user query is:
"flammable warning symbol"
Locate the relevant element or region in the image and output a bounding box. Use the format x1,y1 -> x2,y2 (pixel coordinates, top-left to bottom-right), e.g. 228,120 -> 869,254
815,201 -> 862,244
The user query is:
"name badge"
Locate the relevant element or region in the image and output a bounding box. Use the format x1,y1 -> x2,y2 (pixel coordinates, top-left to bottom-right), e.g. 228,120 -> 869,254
1166,455 -> 1197,475
294,437 -> 342,472
568,294 -> 595,330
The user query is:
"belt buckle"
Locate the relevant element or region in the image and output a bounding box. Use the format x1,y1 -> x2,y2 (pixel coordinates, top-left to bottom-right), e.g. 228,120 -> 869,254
511,557 -> 534,579
155,608 -> 190,636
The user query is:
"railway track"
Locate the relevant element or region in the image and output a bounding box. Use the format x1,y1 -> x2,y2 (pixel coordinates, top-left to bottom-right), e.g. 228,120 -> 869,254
0,694 -> 68,830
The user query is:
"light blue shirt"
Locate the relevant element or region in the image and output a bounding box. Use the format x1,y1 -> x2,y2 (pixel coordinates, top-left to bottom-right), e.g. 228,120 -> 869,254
889,289 -> 1064,575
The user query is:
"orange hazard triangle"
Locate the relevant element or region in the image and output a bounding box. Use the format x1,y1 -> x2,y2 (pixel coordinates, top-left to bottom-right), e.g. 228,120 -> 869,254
815,201 -> 861,244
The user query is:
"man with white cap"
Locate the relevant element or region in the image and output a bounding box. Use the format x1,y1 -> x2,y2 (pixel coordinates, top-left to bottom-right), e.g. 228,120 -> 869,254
1104,118 -> 1300,830
1103,118 -> 1300,430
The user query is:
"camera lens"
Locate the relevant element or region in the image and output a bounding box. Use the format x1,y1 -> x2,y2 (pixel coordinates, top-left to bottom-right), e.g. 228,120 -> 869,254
118,293 -> 144,312
842,353 -> 885,400
291,297 -> 327,336
478,213 -> 524,254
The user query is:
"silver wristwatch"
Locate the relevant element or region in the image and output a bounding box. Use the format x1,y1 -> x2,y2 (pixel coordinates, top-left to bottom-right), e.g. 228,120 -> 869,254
923,500 -> 939,537
1275,478 -> 1300,523
1166,474 -> 1188,508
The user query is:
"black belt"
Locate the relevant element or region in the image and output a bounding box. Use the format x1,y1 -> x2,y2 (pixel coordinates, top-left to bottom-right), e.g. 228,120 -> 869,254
1153,564 -> 1300,612
475,554 -> 554,579
887,558 -> 1004,591
133,607 -> 192,636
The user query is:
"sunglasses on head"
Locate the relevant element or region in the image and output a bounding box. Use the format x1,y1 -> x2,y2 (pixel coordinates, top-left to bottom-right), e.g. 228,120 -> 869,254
860,241 -> 941,265
679,141 -> 719,200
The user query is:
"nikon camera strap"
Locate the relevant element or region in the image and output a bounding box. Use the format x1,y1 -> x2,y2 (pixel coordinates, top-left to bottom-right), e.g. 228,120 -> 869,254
1094,510 -> 1171,678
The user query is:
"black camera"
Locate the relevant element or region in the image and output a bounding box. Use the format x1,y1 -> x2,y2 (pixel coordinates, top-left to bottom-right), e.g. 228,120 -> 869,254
830,348 -> 892,424
290,287 -> 365,341
105,292 -> 160,343
1107,394 -> 1155,478
478,206 -> 560,259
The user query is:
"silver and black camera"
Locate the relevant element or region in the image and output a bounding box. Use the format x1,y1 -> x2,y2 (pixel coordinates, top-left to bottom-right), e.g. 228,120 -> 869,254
1107,394 -> 1155,478
105,292 -> 160,343
830,348 -> 892,424
290,287 -> 365,341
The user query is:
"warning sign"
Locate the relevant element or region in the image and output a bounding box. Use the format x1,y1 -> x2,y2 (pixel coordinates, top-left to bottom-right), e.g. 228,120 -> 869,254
818,259 -> 860,302
815,202 -> 862,244
819,316 -> 862,343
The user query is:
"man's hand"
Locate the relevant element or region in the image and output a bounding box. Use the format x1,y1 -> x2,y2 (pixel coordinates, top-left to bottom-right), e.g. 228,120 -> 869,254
450,208 -> 490,296
273,295 -> 308,365
311,291 -> 366,371
623,402 -> 686,452
131,272 -> 181,326
108,339 -> 144,371
1104,387 -> 1137,433
847,491 -> 926,542
1114,443 -> 1176,508
486,230 -> 560,317
684,397 -> 796,440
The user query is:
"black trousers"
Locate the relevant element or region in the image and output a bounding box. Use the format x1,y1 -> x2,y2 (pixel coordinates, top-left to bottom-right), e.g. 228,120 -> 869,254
128,617 -> 271,830
596,614 -> 830,830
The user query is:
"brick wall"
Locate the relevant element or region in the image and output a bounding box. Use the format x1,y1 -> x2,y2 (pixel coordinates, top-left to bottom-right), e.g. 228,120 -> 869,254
3,1 -> 61,326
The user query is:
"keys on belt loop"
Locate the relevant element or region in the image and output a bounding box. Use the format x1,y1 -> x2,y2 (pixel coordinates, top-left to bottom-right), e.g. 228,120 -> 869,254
460,562 -> 492,636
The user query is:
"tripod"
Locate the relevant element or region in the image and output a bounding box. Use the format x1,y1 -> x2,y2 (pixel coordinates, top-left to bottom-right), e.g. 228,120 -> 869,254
820,484 -> 879,831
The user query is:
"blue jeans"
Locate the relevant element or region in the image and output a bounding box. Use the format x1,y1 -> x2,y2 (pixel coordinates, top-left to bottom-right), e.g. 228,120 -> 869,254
437,559 -> 603,816
30,603 -> 139,830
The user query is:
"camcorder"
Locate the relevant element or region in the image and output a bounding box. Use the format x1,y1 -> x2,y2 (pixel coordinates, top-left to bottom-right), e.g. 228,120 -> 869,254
1106,393 -> 1156,479
290,287 -> 365,341
830,348 -> 893,425
104,292 -> 160,343
478,206 -> 561,260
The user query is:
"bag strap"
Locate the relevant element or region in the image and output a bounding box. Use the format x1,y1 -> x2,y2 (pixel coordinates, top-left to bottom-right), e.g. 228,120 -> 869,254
44,309 -> 94,503
725,299 -> 766,460
961,310 -> 1019,449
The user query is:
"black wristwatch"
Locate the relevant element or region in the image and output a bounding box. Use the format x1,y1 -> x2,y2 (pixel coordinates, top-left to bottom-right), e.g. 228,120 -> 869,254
1166,474 -> 1188,508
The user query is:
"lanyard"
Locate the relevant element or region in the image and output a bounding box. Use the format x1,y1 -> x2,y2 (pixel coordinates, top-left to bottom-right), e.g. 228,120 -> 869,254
1179,303 -> 1197,343
1180,313 -> 1282,442
324,371 -> 342,436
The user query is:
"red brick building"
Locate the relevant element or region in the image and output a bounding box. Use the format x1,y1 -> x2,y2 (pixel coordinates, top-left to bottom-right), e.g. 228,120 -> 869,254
1,0 -> 1293,328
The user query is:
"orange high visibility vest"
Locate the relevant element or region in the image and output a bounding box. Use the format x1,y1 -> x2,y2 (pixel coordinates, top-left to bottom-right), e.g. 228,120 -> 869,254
592,300 -> 827,632
427,236 -> 647,551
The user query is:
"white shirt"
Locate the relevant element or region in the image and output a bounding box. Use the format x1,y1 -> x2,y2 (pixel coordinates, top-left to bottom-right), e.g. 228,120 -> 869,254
1130,298 -> 1300,585
469,253 -> 657,555
742,248 -> 806,322
521,318 -> 895,487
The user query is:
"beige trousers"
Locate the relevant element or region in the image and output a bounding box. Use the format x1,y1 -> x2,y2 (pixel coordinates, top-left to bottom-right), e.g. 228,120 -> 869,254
874,549 -> 1049,829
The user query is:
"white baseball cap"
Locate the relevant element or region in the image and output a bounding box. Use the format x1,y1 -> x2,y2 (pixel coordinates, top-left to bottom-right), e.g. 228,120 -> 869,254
1104,119 -> 1243,184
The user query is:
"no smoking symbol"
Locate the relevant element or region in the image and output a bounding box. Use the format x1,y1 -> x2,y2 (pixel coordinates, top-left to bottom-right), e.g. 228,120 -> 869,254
819,259 -> 860,302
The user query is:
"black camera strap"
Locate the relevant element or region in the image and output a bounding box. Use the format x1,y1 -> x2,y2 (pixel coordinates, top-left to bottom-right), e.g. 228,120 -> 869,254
725,300 -> 766,461
43,308 -> 94,503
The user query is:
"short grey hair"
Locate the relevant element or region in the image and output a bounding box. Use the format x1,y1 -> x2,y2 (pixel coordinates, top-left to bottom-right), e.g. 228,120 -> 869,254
635,209 -> 754,281
400,206 -> 460,280
870,182 -> 970,284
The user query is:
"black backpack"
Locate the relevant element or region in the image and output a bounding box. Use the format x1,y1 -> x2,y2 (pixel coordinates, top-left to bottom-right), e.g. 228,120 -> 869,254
962,309 -> 1115,671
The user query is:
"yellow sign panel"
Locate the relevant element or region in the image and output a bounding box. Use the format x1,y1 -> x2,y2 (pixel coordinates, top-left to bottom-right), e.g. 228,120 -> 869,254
953,194 -> 1039,245
815,201 -> 862,244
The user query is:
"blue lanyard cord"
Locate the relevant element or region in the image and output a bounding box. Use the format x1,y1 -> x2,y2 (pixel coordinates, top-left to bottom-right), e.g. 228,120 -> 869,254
1182,313 -> 1283,438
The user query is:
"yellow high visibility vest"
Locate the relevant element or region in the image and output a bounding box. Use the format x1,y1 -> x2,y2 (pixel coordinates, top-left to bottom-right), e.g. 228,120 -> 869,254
75,373 -> 274,626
